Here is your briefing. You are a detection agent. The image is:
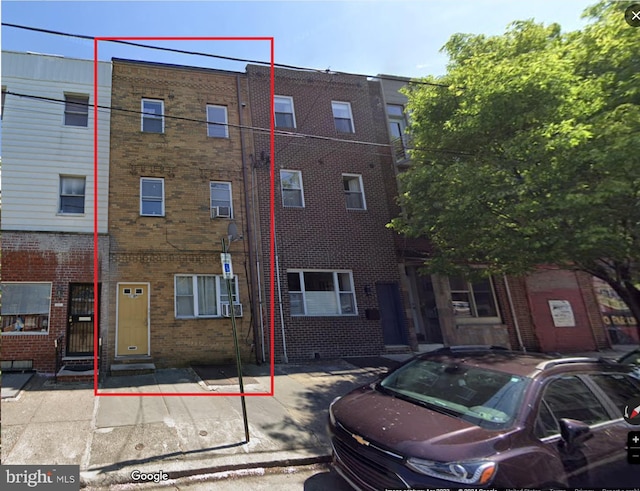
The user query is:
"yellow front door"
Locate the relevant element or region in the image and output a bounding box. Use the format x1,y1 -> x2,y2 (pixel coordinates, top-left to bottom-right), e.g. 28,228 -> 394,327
116,283 -> 149,356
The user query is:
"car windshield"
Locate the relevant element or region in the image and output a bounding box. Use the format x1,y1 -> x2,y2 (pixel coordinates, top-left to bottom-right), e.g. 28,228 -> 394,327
379,357 -> 530,429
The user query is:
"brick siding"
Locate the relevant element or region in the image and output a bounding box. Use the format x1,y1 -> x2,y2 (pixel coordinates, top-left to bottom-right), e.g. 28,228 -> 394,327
108,60 -> 254,368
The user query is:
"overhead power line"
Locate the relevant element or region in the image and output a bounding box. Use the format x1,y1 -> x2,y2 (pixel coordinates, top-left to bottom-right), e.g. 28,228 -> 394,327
5,90 -> 393,148
2,22 -> 450,88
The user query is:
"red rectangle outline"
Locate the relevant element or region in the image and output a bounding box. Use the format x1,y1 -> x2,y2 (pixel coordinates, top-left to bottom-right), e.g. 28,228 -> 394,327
93,37 -> 275,397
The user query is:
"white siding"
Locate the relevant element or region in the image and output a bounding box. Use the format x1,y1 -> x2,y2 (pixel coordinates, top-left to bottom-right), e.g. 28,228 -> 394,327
2,51 -> 111,233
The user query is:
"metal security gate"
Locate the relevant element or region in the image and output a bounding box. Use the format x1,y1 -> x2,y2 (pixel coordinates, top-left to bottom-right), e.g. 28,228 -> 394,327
66,283 -> 97,356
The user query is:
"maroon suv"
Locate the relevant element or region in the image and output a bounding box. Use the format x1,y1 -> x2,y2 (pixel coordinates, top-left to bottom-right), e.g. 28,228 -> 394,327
329,347 -> 640,489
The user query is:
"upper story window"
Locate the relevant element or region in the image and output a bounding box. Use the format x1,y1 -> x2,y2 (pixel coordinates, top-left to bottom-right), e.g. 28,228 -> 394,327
450,275 -> 499,320
332,101 -> 354,133
59,176 -> 86,214
207,104 -> 229,138
387,104 -> 407,136
210,181 -> 233,218
343,174 -> 366,210
140,177 -> 164,216
274,96 -> 296,128
64,94 -> 89,127
141,99 -> 164,133
280,170 -> 304,208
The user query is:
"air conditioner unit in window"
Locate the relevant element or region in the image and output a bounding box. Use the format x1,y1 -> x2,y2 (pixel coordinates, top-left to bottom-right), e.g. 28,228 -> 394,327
211,206 -> 231,219
221,303 -> 243,317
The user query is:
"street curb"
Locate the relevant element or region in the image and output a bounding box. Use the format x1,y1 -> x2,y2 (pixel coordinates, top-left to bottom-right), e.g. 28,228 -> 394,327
80,454 -> 332,488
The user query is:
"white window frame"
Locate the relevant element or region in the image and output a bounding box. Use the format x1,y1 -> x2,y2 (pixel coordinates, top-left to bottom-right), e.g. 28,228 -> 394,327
59,175 -> 86,215
1,282 -> 53,335
274,95 -> 296,128
210,181 -> 233,218
332,101 -> 355,133
174,274 -> 239,319
206,104 -> 229,138
141,98 -> 164,133
280,170 -> 305,208
449,275 -> 501,324
64,93 -> 89,127
287,269 -> 357,317
342,173 -> 366,210
140,177 -> 165,217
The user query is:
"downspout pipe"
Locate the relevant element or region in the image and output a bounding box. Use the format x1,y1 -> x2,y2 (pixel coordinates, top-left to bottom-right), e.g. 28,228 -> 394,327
274,226 -> 288,363
237,74 -> 263,364
504,274 -> 526,352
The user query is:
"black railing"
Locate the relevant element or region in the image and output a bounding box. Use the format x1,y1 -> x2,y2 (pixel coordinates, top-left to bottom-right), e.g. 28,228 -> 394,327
391,135 -> 411,163
54,334 -> 65,383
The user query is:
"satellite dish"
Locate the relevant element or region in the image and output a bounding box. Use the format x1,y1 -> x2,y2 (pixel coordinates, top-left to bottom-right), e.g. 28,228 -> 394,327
227,221 -> 242,242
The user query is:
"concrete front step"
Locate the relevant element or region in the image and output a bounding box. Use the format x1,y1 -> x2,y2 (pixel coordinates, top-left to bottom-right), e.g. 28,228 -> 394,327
383,344 -> 413,354
109,362 -> 156,376
55,367 -> 95,383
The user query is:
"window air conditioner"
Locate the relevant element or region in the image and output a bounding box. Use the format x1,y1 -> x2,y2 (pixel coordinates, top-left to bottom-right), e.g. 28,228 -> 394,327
221,303 -> 243,317
211,206 -> 231,219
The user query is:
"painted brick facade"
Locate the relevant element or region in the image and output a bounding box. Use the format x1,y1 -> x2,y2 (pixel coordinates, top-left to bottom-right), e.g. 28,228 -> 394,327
246,65 -> 410,362
526,268 -> 609,352
1,232 -> 109,374
107,59 -> 255,368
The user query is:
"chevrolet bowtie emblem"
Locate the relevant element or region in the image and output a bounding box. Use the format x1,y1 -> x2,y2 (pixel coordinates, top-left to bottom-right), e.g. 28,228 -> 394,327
352,433 -> 370,446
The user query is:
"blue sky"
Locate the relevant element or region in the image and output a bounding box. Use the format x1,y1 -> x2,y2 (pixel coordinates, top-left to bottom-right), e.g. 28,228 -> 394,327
2,0 -> 598,78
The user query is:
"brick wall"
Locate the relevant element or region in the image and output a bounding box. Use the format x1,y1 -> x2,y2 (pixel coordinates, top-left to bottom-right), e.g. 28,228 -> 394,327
108,60 -> 254,368
246,65 -> 408,361
1,232 -> 108,374
525,268 -> 601,352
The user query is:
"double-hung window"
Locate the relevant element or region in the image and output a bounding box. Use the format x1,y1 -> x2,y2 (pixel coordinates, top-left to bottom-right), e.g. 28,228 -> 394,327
141,99 -> 164,133
280,170 -> 304,208
287,270 -> 356,316
343,174 -> 366,210
274,96 -> 296,128
1,283 -> 52,333
140,177 -> 164,216
59,176 -> 86,214
332,101 -> 354,133
175,275 -> 239,318
450,275 -> 499,320
210,181 -> 233,218
207,104 -> 229,138
64,94 -> 89,127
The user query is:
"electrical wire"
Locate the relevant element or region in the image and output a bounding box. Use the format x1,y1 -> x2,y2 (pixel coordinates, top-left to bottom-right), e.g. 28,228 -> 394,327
2,22 -> 450,88
5,90 -> 393,149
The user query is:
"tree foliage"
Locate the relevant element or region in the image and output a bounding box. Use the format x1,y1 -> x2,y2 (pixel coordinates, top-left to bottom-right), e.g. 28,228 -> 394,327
391,2 -> 640,325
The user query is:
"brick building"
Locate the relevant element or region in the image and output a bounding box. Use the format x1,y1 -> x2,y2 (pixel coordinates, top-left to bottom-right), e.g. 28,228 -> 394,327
246,65 -> 412,362
107,59 -> 255,370
379,76 -> 611,353
1,51 -> 111,375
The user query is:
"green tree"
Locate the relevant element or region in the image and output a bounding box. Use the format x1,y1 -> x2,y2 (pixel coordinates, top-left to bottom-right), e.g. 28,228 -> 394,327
391,1 -> 640,334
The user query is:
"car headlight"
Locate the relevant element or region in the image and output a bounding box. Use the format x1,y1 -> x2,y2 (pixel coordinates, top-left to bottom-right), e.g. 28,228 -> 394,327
406,458 -> 497,485
329,396 -> 341,426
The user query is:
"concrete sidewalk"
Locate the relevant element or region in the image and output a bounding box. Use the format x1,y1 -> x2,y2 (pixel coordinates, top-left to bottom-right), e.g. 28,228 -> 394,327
1,359 -> 391,489
1,345 -> 635,489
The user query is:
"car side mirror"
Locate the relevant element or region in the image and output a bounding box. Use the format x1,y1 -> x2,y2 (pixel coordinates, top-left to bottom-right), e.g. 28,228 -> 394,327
559,418 -> 593,452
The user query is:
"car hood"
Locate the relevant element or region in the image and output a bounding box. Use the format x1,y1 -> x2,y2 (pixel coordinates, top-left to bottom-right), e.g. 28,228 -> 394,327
333,385 -> 512,462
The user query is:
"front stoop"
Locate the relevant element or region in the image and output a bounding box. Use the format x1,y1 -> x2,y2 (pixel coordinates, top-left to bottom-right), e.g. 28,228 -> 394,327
383,344 -> 413,355
56,356 -> 96,383
55,368 -> 95,383
110,356 -> 156,376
